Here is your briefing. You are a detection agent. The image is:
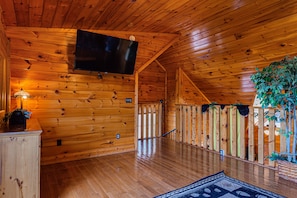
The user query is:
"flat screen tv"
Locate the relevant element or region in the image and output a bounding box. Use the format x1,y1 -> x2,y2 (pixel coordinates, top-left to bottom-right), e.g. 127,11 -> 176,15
74,30 -> 138,74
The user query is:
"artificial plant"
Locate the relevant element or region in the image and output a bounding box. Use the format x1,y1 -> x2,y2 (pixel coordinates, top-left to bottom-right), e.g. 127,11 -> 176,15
250,56 -> 297,163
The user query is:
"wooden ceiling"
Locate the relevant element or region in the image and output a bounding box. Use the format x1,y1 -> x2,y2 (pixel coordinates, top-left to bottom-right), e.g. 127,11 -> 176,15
1,0 -> 297,105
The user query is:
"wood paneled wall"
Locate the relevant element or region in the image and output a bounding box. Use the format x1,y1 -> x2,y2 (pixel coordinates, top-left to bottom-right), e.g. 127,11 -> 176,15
4,27 -> 178,164
11,72 -> 136,165
177,68 -> 210,105
164,67 -> 210,134
138,61 -> 166,103
0,10 -> 10,113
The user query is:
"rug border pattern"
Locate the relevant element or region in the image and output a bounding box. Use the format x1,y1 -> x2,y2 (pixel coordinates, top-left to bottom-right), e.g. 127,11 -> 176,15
154,171 -> 285,198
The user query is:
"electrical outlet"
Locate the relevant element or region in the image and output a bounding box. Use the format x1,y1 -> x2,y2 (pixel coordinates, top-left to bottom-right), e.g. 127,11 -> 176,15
116,133 -> 120,139
125,98 -> 132,103
57,139 -> 62,146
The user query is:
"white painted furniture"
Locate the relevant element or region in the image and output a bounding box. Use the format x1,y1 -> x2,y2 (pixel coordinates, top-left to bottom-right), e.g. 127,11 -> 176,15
0,119 -> 42,198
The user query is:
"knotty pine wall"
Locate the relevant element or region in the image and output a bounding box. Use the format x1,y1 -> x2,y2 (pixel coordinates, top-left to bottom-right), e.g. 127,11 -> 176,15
0,11 -> 10,113
5,27 -> 178,165
138,61 -> 166,104
11,72 -> 135,165
161,66 -> 210,134
177,68 -> 210,105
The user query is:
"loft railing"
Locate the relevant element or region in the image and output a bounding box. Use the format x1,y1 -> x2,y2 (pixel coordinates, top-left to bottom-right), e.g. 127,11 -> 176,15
172,104 -> 289,167
138,103 -> 163,140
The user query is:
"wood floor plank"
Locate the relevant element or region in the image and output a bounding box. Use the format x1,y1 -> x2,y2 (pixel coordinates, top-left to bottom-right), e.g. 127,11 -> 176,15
41,138 -> 297,198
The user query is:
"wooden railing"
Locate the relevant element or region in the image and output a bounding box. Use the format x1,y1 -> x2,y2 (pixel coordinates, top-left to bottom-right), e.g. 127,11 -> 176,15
138,103 -> 163,139
171,104 -> 288,167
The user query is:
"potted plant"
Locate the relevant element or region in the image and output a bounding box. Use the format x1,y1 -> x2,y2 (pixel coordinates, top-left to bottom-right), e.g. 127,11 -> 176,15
250,56 -> 297,182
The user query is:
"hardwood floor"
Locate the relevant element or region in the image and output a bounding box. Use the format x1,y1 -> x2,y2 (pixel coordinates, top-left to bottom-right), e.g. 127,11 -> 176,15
41,138 -> 297,198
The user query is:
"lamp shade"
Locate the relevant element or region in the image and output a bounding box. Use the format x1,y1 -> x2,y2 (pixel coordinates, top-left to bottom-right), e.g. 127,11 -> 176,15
14,89 -> 30,99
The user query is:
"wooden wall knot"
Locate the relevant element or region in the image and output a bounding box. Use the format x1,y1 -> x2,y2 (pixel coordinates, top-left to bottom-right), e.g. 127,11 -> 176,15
88,94 -> 96,99
14,178 -> 23,189
103,141 -> 114,145
14,178 -> 24,198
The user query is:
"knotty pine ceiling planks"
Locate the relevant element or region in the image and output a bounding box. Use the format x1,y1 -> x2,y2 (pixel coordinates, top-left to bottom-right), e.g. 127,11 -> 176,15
2,0 -> 297,104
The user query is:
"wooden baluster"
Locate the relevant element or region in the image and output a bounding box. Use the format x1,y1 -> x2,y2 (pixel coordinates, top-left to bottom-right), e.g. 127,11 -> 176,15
175,105 -> 180,141
268,108 -> 275,167
141,105 -> 145,140
208,107 -> 214,150
138,105 -> 141,140
145,105 -> 149,139
239,112 -> 246,160
258,108 -> 264,164
231,106 -> 237,157
182,106 -> 186,143
156,103 -> 160,138
178,105 -> 183,142
248,106 -> 255,162
215,105 -> 220,152
187,106 -> 192,144
150,104 -> 155,138
202,108 -> 208,149
191,106 -> 197,145
220,106 -> 228,155
279,109 -> 286,154
197,105 -> 202,147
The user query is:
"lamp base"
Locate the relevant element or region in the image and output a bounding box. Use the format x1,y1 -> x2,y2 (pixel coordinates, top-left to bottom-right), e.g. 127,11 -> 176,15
9,110 -> 26,131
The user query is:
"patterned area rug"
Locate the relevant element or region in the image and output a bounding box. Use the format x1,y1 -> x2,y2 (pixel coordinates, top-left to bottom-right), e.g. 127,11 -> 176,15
155,171 -> 285,198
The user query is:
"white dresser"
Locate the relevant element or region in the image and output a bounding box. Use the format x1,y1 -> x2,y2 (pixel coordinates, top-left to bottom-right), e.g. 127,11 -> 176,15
0,119 -> 42,198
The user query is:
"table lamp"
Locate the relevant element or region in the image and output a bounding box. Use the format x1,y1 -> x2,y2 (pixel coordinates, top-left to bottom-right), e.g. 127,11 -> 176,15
14,88 -> 30,109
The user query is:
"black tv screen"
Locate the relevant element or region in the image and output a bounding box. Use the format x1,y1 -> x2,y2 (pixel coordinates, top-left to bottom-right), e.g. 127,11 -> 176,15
74,30 -> 138,74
